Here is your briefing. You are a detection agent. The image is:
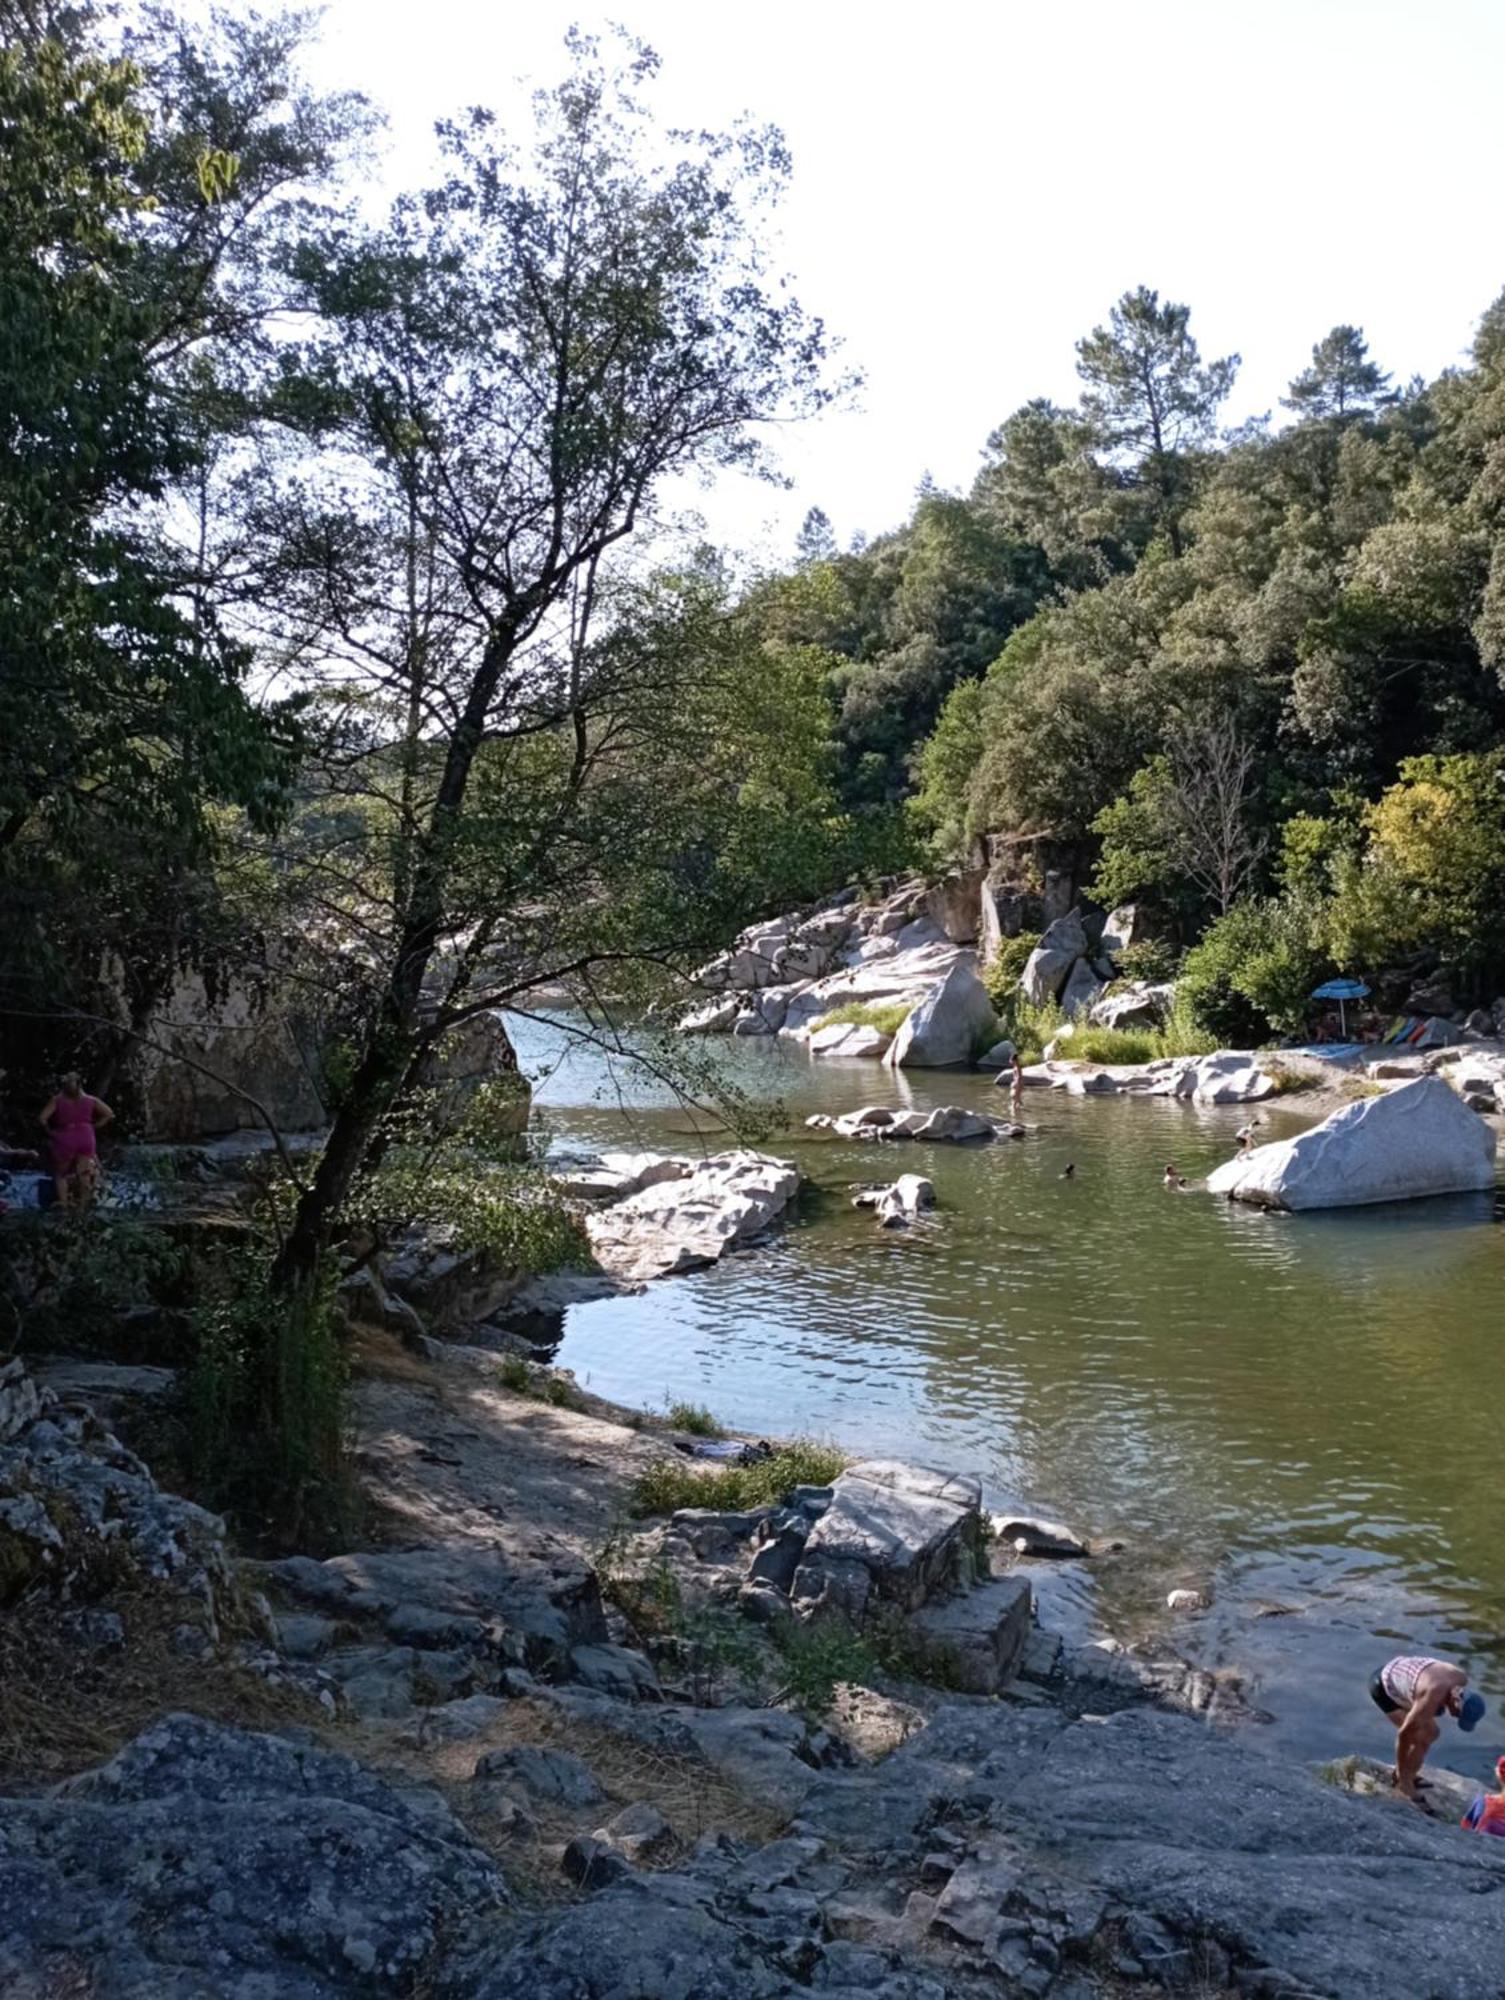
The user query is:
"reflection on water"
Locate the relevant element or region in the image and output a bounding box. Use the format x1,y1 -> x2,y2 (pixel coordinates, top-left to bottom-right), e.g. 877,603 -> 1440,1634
510,1013 -> 1505,1770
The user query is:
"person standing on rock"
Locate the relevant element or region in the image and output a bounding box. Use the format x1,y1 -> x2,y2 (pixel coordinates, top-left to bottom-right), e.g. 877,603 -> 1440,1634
1369,1654 -> 1484,1799
39,1072 -> 113,1211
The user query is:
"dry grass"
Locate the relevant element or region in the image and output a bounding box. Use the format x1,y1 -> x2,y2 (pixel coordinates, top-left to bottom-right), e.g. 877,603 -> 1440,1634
347,1322 -> 448,1388
368,1694 -> 787,1908
0,1580 -> 314,1790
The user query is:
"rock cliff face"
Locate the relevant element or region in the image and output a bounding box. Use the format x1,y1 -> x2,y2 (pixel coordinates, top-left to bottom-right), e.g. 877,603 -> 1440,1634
122,969 -> 528,1145
126,962 -> 330,1140
682,884 -> 990,1068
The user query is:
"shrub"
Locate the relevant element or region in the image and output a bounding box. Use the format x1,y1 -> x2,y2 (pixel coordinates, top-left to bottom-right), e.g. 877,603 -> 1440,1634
1005,995 -> 1063,1063
769,1618 -> 877,1716
1115,937 -> 1179,983
189,1255 -> 353,1551
497,1353 -> 532,1392
809,999 -> 910,1037
1179,897 -> 1328,1046
982,932 -> 1035,1014
1063,1025 -> 1161,1065
665,1399 -> 724,1437
629,1440 -> 848,1517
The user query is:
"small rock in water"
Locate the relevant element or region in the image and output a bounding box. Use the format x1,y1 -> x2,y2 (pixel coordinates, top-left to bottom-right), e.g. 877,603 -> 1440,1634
993,1514 -> 1090,1560
1166,1587 -> 1210,1613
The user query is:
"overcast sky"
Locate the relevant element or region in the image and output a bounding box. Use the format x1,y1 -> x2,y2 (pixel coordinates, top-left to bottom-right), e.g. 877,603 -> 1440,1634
305,0 -> 1505,565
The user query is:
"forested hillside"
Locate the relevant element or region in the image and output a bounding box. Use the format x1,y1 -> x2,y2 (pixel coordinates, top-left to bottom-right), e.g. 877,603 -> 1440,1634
750,290 -> 1505,1033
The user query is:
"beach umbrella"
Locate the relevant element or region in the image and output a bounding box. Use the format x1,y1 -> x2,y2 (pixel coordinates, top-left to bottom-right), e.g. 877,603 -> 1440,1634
1310,976 -> 1370,1037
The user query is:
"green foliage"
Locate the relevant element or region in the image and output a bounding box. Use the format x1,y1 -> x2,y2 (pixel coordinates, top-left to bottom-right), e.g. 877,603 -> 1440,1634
1001,996 -> 1063,1065
981,933 -> 1037,1013
809,999 -> 911,1036
0,1214 -> 185,1356
769,1619 -> 878,1717
908,678 -> 985,863
902,288 -> 1505,994
1076,286 -> 1239,554
189,1255 -> 352,1550
1328,750 -> 1505,973
1063,1016 -> 1217,1064
1061,1025 -> 1161,1065
1283,325 -> 1392,422
1178,898 -> 1329,1045
665,1400 -> 725,1438
1116,937 -> 1179,983
628,1440 -> 848,1517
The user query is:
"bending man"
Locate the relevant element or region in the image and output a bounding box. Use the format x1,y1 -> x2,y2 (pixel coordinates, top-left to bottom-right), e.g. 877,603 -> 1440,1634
1369,1653 -> 1485,1799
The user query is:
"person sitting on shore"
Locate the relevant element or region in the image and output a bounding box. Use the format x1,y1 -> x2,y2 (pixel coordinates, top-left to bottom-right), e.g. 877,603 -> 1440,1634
39,1072 -> 113,1211
1461,1756 -> 1505,1838
1368,1653 -> 1485,1800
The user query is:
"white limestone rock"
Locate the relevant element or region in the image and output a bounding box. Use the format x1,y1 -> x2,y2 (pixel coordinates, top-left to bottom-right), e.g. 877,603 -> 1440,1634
853,1173 -> 935,1227
585,1150 -> 802,1280
885,960 -> 997,1070
807,1022 -> 892,1059
1207,1074 -> 1496,1211
1089,980 -> 1177,1030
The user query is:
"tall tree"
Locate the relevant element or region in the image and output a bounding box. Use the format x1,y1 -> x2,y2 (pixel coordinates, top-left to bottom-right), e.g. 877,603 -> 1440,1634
1076,286 -> 1239,556
0,3 -> 364,1099
795,505 -> 837,565
1283,325 -> 1392,422
259,34 -> 839,1297
971,396 -> 1143,583
0,5 -> 361,861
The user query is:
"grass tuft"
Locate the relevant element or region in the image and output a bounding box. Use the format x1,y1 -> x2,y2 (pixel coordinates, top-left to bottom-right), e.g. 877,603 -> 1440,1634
810,999 -> 910,1036
629,1439 -> 847,1517
665,1399 -> 724,1437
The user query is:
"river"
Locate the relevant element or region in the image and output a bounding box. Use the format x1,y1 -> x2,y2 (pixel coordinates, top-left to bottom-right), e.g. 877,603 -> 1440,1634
506,1011 -> 1505,1776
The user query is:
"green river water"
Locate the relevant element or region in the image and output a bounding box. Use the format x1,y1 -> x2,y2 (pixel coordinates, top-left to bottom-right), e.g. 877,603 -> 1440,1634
509,1014 -> 1505,1775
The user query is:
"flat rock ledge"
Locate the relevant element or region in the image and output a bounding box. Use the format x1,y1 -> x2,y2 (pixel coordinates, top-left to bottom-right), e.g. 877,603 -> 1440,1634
582,1149 -> 803,1282
9,1685 -> 1505,1998
7,1376 -> 1505,2000
806,1106 -> 1021,1144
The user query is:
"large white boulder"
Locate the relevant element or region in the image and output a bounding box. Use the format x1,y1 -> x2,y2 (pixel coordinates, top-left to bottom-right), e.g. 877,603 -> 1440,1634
1020,944 -> 1075,1007
1018,907 -> 1090,1008
586,1150 -> 802,1280
886,960 -> 997,1070
679,995 -> 741,1034
823,1104 -> 1000,1143
1098,904 -> 1147,956
1207,1075 -> 1497,1211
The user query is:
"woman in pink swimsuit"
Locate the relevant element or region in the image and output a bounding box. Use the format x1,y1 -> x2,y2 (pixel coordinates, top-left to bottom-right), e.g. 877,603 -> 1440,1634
39,1072 -> 114,1210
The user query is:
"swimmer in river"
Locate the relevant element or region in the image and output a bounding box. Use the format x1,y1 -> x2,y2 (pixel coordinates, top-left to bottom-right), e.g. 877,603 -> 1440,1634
1059,1162 -> 1076,1180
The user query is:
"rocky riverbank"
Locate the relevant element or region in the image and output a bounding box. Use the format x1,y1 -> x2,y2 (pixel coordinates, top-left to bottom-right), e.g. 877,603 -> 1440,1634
4,1327 -> 1505,1999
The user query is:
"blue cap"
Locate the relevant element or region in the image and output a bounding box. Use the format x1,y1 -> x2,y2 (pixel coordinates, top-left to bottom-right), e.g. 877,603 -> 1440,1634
1459,1692 -> 1486,1732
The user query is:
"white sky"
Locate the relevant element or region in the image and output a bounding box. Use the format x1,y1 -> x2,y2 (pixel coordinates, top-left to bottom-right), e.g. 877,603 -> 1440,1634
305,0 -> 1505,566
